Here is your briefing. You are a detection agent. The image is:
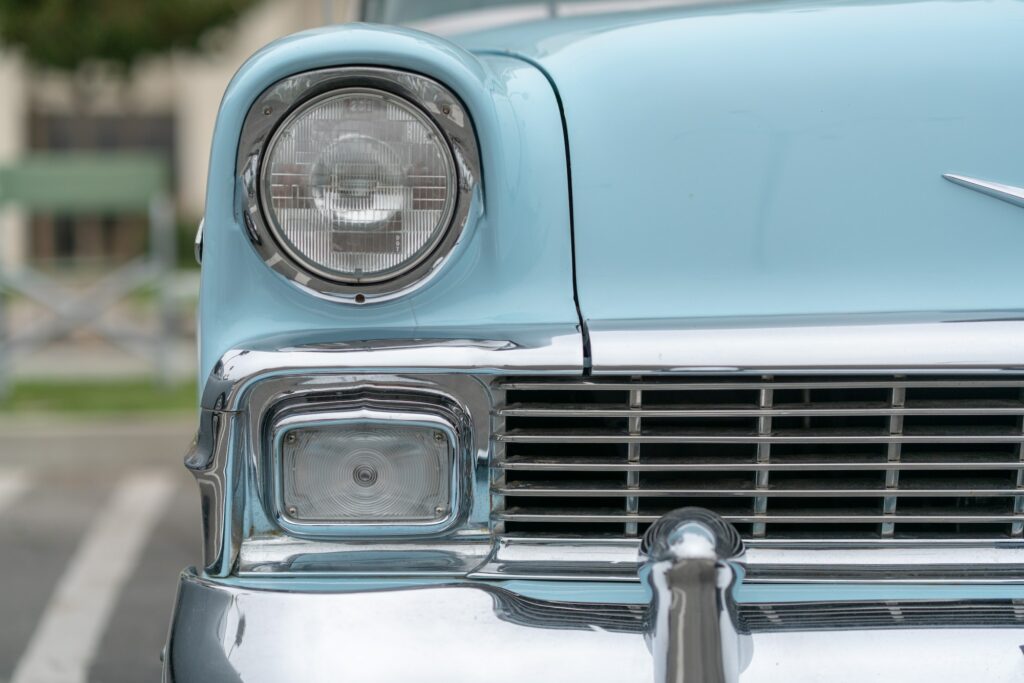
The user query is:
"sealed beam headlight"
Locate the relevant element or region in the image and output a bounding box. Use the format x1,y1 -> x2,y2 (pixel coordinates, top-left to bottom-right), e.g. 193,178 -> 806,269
261,88 -> 458,285
273,410 -> 458,534
240,68 -> 480,302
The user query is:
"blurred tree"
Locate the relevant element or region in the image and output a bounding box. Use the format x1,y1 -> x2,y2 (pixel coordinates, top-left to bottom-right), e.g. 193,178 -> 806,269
0,0 -> 260,70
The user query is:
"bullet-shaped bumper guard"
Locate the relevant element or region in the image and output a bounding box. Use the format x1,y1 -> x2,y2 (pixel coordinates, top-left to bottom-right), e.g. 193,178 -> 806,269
640,507 -> 747,683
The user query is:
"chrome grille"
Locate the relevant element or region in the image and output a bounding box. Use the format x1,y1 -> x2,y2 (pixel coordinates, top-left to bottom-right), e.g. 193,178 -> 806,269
492,376 -> 1024,540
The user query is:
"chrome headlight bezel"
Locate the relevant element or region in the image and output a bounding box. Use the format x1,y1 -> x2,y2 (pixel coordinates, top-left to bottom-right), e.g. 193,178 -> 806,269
237,67 -> 480,304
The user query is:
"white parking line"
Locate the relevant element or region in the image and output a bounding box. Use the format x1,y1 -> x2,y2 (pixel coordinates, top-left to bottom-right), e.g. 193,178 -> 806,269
0,467 -> 30,515
10,471 -> 177,683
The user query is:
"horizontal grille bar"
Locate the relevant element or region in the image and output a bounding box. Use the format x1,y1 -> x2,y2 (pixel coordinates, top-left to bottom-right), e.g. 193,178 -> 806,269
499,430 -> 1024,444
500,380 -> 1024,391
492,374 -> 1024,542
496,484 -> 1018,497
498,512 -> 1024,524
499,457 -> 1024,472
499,401 -> 1024,418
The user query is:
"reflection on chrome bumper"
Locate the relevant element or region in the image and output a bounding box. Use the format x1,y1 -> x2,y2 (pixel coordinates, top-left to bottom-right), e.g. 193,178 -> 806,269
164,569 -> 1024,683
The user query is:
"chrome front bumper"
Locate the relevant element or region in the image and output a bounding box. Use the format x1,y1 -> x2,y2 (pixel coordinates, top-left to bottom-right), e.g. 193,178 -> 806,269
164,569 -> 1024,683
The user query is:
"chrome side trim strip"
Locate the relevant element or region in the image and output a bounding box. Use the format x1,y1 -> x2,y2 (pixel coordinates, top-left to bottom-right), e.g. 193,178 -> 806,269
943,174 -> 1024,209
470,536 -> 643,581
202,325 -> 583,411
586,316 -> 1024,374
473,537 -> 1024,584
741,545 -> 1024,584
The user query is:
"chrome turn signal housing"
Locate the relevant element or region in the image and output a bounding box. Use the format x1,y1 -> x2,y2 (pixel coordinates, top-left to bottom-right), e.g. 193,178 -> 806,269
261,383 -> 474,540
275,409 -> 456,530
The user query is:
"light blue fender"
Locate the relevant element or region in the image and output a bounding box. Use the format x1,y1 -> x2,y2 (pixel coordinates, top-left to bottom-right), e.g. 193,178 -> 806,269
198,24 -> 578,383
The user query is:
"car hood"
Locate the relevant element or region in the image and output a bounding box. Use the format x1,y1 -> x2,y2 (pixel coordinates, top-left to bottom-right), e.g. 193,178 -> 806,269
459,0 -> 1024,327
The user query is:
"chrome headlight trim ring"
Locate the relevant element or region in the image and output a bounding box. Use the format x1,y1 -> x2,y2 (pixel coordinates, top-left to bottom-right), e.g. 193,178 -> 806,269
237,67 -> 481,304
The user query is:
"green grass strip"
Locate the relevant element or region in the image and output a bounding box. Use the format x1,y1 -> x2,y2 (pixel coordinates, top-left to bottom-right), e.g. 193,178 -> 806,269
0,379 -> 197,414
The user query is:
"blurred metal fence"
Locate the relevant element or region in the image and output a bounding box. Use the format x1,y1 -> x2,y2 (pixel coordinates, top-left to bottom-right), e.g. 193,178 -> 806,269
0,153 -> 176,396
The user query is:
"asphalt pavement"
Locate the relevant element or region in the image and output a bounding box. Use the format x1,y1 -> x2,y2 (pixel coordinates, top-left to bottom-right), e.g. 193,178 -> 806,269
0,416 -> 199,683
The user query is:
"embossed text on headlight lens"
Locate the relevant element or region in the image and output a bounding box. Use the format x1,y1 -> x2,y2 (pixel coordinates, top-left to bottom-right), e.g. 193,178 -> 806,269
261,88 -> 457,284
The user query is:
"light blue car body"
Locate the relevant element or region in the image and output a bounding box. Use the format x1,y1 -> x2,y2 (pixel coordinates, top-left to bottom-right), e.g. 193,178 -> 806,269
459,0 -> 1024,324
197,0 -> 1024,604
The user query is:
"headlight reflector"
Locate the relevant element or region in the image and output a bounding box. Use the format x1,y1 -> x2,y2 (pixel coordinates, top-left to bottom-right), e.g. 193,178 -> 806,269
279,417 -> 454,525
262,88 -> 458,284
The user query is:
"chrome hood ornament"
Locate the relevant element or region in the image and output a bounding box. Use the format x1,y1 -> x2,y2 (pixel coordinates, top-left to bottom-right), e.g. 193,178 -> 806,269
943,174 -> 1024,209
640,508 -> 750,683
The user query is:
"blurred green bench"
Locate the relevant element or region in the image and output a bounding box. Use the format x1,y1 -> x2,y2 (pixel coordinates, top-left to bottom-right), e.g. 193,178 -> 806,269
0,153 -> 177,396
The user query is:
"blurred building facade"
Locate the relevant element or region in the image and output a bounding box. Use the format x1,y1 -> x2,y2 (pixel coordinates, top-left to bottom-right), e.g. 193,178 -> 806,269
0,0 -> 356,268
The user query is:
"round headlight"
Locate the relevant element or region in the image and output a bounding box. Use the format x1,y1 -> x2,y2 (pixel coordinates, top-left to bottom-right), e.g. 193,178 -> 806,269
261,88 -> 458,285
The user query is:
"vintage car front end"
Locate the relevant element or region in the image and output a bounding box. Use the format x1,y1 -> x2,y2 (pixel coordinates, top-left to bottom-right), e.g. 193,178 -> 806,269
165,3 -> 1024,681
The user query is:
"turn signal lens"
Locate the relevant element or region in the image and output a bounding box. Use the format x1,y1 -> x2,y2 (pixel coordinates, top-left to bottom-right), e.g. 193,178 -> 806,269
280,420 -> 452,524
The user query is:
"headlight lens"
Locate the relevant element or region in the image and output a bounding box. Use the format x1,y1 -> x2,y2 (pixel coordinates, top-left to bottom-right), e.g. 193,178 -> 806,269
280,419 -> 453,524
261,88 -> 458,284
